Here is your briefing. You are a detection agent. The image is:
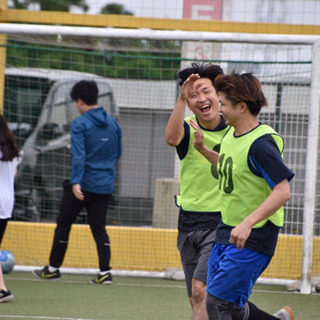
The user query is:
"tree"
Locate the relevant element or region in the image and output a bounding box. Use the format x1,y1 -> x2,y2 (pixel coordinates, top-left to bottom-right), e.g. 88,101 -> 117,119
9,0 -> 88,12
100,3 -> 133,15
7,1 -> 180,80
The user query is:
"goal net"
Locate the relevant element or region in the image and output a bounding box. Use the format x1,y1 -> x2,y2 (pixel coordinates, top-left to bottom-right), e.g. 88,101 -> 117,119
1,25 -> 319,292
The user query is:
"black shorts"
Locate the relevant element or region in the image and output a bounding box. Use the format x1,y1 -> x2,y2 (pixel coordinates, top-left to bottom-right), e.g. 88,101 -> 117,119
177,229 -> 216,297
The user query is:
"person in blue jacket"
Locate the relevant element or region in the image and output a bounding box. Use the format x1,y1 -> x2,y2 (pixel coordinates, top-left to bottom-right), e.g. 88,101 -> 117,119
33,80 -> 122,284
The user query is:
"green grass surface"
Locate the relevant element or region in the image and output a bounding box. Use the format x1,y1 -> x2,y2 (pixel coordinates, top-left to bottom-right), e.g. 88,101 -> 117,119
0,271 -> 319,319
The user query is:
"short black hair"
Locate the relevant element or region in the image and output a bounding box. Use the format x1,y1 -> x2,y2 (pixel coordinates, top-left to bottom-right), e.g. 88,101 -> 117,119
70,80 -> 98,106
177,62 -> 223,86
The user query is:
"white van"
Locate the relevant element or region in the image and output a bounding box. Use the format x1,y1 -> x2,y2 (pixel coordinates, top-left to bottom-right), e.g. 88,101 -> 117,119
4,67 -> 118,221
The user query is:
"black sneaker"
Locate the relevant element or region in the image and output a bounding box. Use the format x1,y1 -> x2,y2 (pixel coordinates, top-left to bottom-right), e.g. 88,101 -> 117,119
90,272 -> 112,284
33,266 -> 61,281
0,290 -> 14,303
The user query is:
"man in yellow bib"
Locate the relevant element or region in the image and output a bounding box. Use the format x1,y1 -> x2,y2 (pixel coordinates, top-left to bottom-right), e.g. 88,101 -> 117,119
166,63 -> 228,320
190,72 -> 295,320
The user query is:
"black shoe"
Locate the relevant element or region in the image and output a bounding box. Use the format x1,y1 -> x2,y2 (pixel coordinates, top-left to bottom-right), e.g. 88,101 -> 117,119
0,290 -> 14,303
33,266 -> 61,281
90,272 -> 112,284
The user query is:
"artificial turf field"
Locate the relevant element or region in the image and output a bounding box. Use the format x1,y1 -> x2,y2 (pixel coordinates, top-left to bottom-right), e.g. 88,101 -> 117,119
1,271 -> 320,319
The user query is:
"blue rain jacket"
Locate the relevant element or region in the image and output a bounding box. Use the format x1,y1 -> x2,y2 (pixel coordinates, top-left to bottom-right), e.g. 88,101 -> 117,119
70,107 -> 122,194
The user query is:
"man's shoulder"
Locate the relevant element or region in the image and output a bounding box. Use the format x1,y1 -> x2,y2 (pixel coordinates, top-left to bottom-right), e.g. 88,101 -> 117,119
72,114 -> 85,125
71,114 -> 89,132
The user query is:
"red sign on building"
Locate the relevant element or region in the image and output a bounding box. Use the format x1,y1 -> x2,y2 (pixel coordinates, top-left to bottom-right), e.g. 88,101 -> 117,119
183,0 -> 223,20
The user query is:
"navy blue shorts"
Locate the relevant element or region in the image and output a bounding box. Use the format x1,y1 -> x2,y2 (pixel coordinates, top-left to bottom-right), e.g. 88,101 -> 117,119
207,243 -> 271,308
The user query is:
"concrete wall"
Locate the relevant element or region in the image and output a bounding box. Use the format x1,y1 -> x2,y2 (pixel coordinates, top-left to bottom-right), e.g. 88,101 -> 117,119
152,178 -> 180,229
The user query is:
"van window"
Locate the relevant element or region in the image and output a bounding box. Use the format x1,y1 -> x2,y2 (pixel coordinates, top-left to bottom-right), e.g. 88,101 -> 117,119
4,75 -> 52,146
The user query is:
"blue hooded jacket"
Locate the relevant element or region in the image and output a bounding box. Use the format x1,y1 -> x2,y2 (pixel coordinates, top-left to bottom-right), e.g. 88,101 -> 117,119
70,107 -> 122,194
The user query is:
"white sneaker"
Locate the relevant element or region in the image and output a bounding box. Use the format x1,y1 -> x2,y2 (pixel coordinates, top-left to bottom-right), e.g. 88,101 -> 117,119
273,306 -> 294,320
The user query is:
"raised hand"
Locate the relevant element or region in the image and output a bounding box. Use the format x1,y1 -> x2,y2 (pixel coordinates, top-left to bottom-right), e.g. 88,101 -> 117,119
179,73 -> 201,100
189,118 -> 204,151
189,118 -> 219,167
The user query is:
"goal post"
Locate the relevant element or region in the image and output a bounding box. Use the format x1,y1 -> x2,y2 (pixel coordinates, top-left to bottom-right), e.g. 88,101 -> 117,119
1,23 -> 320,293
300,39 -> 320,294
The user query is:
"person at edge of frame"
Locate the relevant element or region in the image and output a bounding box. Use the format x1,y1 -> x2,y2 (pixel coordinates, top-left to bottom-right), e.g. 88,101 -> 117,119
165,62 -> 228,320
0,114 -> 20,302
189,71 -> 295,320
33,79 -> 122,285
